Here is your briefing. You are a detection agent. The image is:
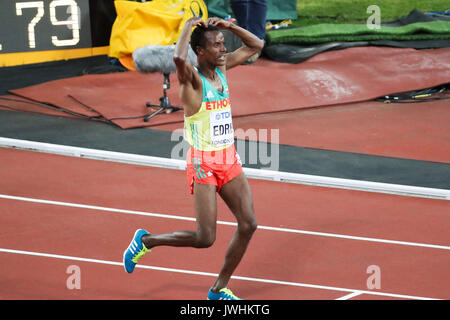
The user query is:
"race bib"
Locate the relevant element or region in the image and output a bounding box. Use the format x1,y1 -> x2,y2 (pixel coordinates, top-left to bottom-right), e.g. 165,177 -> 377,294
210,110 -> 234,147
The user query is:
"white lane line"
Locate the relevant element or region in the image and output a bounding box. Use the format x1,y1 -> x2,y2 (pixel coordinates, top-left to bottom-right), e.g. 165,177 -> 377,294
1,137 -> 449,200
1,193 -> 449,250
0,248 -> 440,300
335,291 -> 364,300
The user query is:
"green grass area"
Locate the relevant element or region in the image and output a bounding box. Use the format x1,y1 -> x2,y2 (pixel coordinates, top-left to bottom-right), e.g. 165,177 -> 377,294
267,21 -> 450,44
293,0 -> 449,26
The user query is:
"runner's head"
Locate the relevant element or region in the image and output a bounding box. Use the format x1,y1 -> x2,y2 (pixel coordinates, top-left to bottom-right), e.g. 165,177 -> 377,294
191,25 -> 227,66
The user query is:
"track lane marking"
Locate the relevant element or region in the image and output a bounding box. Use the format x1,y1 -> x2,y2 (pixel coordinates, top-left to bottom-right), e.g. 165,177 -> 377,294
0,248 -> 441,300
335,291 -> 364,300
1,193 -> 449,250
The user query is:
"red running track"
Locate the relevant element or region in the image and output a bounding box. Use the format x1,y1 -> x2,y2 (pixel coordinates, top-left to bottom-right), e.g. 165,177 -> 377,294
0,148 -> 449,300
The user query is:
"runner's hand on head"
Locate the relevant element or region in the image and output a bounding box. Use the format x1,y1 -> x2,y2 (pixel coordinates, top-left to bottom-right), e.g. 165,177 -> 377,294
188,16 -> 207,28
207,17 -> 232,29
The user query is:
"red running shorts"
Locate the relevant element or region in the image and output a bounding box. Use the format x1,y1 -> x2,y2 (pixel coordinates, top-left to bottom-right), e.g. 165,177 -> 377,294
186,144 -> 243,194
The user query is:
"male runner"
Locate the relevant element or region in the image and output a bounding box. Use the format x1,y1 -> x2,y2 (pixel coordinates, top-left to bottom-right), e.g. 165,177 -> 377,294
123,16 -> 264,300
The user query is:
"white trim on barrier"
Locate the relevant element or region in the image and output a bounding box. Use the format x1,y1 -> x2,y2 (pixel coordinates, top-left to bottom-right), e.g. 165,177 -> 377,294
0,137 -> 449,200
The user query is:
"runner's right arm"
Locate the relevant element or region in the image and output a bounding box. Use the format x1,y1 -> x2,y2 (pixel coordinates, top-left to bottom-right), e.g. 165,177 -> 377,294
173,17 -> 205,87
174,17 -> 205,117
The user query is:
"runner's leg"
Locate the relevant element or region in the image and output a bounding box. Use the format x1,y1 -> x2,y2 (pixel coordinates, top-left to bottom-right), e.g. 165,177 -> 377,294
142,183 -> 218,248
211,173 -> 257,292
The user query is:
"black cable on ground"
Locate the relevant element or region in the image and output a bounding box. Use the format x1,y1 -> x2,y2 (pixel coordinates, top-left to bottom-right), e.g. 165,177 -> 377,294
375,84 -> 450,103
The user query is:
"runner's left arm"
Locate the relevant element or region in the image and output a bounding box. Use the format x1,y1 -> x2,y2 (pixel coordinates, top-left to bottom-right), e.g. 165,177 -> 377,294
207,17 -> 264,70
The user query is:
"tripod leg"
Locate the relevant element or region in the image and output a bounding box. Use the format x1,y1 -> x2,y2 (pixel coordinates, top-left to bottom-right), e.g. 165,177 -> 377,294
144,107 -> 166,122
143,74 -> 183,122
146,102 -> 160,108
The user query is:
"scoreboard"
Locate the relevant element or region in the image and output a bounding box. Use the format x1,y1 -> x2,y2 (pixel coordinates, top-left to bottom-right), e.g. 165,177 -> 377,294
0,0 -> 92,53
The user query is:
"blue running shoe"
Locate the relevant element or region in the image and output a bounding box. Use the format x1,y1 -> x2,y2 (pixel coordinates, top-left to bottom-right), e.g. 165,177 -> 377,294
207,288 -> 242,300
123,229 -> 150,273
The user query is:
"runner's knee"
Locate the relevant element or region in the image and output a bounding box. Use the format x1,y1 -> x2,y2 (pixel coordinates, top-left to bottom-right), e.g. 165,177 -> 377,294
238,217 -> 258,237
196,230 -> 216,248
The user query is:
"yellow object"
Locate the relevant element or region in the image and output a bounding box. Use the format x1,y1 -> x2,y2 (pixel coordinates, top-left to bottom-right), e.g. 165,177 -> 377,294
109,0 -> 207,59
0,46 -> 109,67
265,19 -> 292,30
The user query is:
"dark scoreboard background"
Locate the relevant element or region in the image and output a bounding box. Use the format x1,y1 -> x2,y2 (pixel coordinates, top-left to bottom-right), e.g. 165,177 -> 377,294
0,0 -> 116,54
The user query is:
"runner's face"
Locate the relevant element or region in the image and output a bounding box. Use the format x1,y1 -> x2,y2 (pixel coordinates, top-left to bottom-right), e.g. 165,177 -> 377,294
202,31 -> 227,66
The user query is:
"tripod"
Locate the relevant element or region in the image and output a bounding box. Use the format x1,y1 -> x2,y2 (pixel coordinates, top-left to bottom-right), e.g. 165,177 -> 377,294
144,73 -> 182,122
